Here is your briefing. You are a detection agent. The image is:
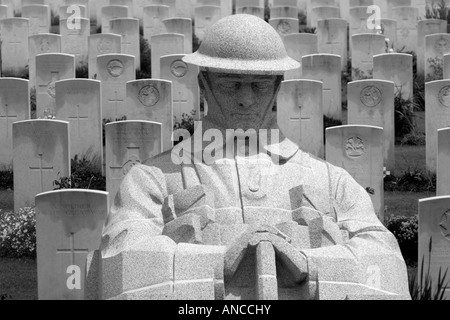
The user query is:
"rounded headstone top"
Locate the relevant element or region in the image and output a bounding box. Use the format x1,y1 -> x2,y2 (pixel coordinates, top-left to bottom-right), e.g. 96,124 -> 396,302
183,14 -> 300,75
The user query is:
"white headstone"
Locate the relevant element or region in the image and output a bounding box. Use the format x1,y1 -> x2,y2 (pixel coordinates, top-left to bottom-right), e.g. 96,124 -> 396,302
391,6 -> 418,53
310,6 -> 340,28
0,0 -> 14,17
283,33 -> 318,80
302,54 -> 342,121
326,125 -> 384,221
109,0 -> 133,16
349,6 -> 372,37
0,5 -> 9,19
36,53 -> 75,117
418,197 -> 450,300
160,54 -> 201,121
425,34 -> 450,82
351,33 -> 386,80
28,34 -> 61,90
110,18 -> 140,71
13,120 -> 70,211
386,0 -> 411,17
126,79 -> 173,152
270,5 -> 298,18
277,79 -> 324,158
153,0 -> 176,16
175,0 -> 192,18
97,54 -> 135,120
60,4 -> 87,19
417,19 -> 447,77
0,18 -> 29,77
236,6 -> 265,19
194,6 -> 222,42
101,5 -> 128,34
236,0 -> 264,7
106,121 -> 163,202
55,79 -> 103,169
163,17 -> 193,53
347,80 -> 395,172
426,80 -> 450,173
60,18 -> 90,69
143,5 -> 170,43
0,78 -> 30,168
373,53 -> 413,103
150,33 -> 184,79
438,129 -> 450,196
376,19 -> 397,52
36,190 -> 108,300
269,17 -> 299,36
317,18 -> 348,71
64,0 -> 90,19
22,4 -> 50,35
88,33 -> 122,79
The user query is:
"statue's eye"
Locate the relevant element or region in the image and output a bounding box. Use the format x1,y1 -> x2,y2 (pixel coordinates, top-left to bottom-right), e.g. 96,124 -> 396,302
253,82 -> 272,90
219,81 -> 240,90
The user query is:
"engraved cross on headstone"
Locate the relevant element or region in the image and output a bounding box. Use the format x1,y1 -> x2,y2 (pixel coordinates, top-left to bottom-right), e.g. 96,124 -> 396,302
0,103 -> 17,138
57,232 -> 89,266
108,89 -> 125,117
29,153 -> 54,193
68,103 -> 89,137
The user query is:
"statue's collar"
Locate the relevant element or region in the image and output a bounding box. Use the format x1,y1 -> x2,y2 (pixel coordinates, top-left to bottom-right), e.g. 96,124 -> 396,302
184,118 -> 300,162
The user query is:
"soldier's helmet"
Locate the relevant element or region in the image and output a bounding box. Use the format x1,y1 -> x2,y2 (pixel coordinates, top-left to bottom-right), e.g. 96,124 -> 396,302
183,14 -> 300,75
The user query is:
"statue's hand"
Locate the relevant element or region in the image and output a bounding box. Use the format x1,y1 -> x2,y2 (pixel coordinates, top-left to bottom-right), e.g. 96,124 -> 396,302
224,225 -> 309,284
249,231 -> 309,284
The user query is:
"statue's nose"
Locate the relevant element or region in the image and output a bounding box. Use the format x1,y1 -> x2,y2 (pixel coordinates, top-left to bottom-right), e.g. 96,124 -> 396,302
238,83 -> 255,108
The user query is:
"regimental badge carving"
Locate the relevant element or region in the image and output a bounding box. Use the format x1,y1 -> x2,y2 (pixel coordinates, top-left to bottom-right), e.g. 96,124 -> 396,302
360,86 -> 382,108
107,59 -> 124,77
277,20 -> 291,34
345,137 -> 365,159
435,36 -> 450,55
47,81 -> 56,98
438,86 -> 450,107
138,85 -> 160,107
98,38 -> 112,54
440,210 -> 450,240
38,38 -> 51,53
170,60 -> 188,78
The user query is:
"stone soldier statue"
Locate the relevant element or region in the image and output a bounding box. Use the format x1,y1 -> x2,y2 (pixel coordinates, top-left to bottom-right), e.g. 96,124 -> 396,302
96,14 -> 411,300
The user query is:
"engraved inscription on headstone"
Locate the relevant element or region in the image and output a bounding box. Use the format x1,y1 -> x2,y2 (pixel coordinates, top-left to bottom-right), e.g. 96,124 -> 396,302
360,86 -> 382,108
138,85 -> 160,107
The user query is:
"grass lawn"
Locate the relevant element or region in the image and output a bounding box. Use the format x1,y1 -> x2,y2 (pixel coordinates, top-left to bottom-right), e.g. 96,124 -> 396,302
0,258 -> 37,300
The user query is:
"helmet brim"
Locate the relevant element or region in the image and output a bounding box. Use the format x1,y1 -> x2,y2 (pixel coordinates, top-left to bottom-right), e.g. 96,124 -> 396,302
183,51 -> 301,75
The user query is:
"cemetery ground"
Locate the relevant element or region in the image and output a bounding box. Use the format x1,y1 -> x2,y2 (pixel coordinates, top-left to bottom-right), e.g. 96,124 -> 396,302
0,118 -> 430,299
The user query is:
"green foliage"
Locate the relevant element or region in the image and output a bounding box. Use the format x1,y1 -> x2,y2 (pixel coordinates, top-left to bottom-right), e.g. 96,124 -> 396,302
385,169 -> 436,193
174,110 -> 196,137
410,237 -> 449,300
2,66 -> 29,79
323,116 -> 343,145
76,62 -> 89,79
0,207 -> 36,259
400,132 -> 426,146
426,0 -> 449,22
386,215 -> 418,264
53,153 -> 105,191
352,67 -> 372,80
50,10 -> 59,26
395,91 -> 416,138
136,35 -> 152,79
0,169 -> 13,190
299,26 -> 316,34
30,87 -> 36,119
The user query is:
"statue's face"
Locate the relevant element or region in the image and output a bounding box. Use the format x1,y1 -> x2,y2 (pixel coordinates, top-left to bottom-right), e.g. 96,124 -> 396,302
205,72 -> 278,131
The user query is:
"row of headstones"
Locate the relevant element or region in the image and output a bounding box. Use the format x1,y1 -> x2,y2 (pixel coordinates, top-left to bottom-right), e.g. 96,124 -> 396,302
31,127 -> 450,300
0,52 -> 199,167
9,74 -> 450,221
